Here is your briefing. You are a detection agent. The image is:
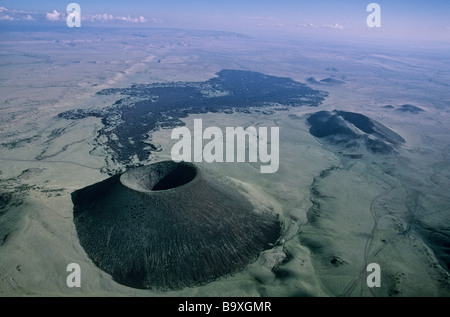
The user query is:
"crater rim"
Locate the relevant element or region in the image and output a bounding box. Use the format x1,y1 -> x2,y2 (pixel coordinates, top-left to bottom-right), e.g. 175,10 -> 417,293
120,160 -> 199,193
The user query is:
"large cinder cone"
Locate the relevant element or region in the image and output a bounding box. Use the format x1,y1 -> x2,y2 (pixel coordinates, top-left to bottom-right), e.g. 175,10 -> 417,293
72,161 -> 281,290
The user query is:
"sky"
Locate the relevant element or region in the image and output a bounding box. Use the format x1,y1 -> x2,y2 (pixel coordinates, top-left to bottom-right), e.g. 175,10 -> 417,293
0,0 -> 449,43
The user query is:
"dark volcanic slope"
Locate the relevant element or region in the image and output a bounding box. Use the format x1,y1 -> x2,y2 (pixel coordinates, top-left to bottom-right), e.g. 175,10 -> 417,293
59,70 -> 327,173
307,110 -> 405,154
306,77 -> 345,86
308,110 -> 358,139
72,161 -> 281,290
319,78 -> 345,85
396,104 -> 425,114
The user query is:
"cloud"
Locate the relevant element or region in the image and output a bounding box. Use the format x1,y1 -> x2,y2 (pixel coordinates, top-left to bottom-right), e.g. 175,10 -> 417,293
0,7 -> 150,25
46,10 -> 61,21
298,23 -> 319,29
0,6 -> 13,20
0,15 -> 14,21
0,6 -> 39,21
323,23 -> 344,30
298,23 -> 344,30
118,15 -> 140,23
89,13 -> 114,22
86,13 -> 148,23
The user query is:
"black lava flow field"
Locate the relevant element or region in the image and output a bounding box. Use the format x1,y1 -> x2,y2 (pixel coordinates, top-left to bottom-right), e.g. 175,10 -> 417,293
72,161 -> 282,290
59,70 -> 327,172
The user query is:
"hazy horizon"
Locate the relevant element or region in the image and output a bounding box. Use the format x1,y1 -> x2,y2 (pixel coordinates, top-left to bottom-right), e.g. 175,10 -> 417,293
1,1 -> 449,44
